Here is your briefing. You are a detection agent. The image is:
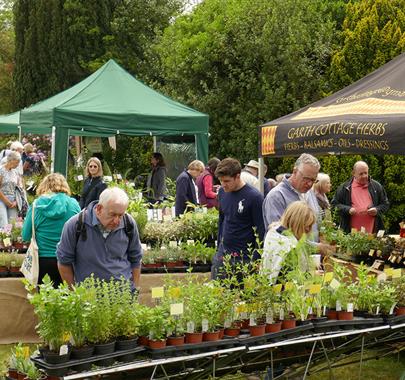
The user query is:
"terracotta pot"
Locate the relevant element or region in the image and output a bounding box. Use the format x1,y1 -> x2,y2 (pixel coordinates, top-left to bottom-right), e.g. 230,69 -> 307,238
224,327 -> 241,337
327,309 -> 338,320
265,321 -> 282,333
338,311 -> 354,320
217,328 -> 225,339
185,332 -> 203,344
17,372 -> 25,380
395,306 -> 405,316
281,319 -> 297,330
167,335 -> 185,346
148,339 -> 167,349
137,336 -> 149,346
249,324 -> 266,337
203,331 -> 220,341
9,267 -> 20,273
8,368 -> 18,379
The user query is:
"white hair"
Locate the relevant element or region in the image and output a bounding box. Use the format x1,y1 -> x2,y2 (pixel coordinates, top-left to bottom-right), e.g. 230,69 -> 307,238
10,141 -> 24,151
294,153 -> 320,170
6,151 -> 21,163
99,187 -> 129,207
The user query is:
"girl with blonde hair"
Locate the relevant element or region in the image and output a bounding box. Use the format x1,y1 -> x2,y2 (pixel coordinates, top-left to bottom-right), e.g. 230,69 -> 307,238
80,157 -> 107,209
261,201 -> 316,283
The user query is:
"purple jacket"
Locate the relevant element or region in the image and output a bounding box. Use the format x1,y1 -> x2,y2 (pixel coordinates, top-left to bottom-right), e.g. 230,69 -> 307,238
196,168 -> 217,208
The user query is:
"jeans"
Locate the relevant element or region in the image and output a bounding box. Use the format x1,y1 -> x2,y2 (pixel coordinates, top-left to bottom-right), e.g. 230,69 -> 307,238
0,200 -> 17,228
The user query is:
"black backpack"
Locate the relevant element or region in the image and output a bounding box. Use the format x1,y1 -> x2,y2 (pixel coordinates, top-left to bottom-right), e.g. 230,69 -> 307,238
75,208 -> 134,245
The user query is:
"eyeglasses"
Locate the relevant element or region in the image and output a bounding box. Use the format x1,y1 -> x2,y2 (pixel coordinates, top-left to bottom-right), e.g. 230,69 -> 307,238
89,165 -> 98,168
297,169 -> 317,184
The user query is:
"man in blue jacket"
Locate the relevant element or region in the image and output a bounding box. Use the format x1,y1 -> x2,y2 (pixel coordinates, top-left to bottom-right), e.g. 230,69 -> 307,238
57,187 -> 143,289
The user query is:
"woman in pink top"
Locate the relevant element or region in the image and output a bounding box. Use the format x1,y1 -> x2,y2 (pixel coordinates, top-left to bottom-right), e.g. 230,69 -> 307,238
196,157 -> 220,209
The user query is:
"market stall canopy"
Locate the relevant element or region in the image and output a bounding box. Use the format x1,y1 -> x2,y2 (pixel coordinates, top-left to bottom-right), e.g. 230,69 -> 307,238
259,52 -> 405,157
0,111 -> 19,133
18,59 -> 209,173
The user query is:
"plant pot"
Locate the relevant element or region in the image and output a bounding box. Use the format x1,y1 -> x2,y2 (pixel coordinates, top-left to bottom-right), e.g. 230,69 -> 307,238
281,319 -> 296,330
167,335 -> 185,346
116,336 -> 138,351
217,328 -> 225,340
137,336 -> 149,346
224,327 -> 241,337
185,332 -> 203,344
249,324 -> 266,336
70,345 -> 94,360
9,267 -> 20,273
327,309 -> 338,320
8,368 -> 18,379
241,319 -> 250,329
94,340 -> 116,355
42,350 -> 70,364
17,372 -> 25,380
338,311 -> 354,320
203,331 -> 220,341
265,321 -> 282,333
395,306 -> 405,316
148,339 -> 167,349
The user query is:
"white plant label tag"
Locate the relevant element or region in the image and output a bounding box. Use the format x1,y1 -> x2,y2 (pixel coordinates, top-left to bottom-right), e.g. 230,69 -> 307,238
187,321 -> 195,334
266,310 -> 274,324
240,312 -> 248,320
249,314 -> 256,326
389,303 -> 397,315
116,173 -> 122,180
336,300 -> 342,312
202,319 -> 209,332
279,309 -> 285,321
77,175 -> 83,181
360,226 -> 366,233
224,319 -> 231,328
376,305 -> 380,315
323,306 -> 327,316
329,279 -> 340,290
169,241 -> 178,248
59,345 -> 69,356
347,303 -> 353,312
377,230 -> 385,238
187,239 -> 195,245
308,307 -> 313,315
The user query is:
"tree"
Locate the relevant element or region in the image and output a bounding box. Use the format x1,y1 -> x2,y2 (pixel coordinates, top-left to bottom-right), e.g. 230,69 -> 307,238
154,0 -> 336,164
0,0 -> 15,113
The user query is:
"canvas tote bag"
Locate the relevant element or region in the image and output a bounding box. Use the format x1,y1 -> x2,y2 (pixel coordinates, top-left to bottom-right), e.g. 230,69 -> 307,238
20,201 -> 39,286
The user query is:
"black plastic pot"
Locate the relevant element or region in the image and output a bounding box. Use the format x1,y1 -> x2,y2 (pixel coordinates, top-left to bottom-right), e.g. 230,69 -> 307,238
116,336 -> 138,351
94,341 -> 116,355
42,350 -> 70,365
71,345 -> 94,360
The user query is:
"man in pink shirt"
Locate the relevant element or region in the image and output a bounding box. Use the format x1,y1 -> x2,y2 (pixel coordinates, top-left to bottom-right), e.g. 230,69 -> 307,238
332,161 -> 389,233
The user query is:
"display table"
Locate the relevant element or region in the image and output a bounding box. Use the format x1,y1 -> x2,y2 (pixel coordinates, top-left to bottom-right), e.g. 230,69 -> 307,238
0,278 -> 39,344
0,272 -> 211,343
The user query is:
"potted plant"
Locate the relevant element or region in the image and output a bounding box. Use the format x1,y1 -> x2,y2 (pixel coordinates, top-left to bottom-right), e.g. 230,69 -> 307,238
166,315 -> 186,346
9,253 -> 24,276
148,305 -> 168,349
0,252 -> 9,277
393,276 -> 405,315
136,305 -> 152,346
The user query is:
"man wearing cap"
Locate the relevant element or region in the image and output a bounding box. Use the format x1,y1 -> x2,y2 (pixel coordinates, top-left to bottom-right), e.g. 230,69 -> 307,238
241,160 -> 260,190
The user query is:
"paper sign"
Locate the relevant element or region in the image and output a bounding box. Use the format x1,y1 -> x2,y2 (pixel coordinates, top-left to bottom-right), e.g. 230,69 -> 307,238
309,284 -> 321,294
329,279 -> 340,289
284,282 -> 293,291
170,303 -> 184,315
273,284 -> 282,293
377,230 -> 385,238
392,269 -> 402,278
151,287 -> 164,299
384,268 -> 394,277
3,238 -> 11,247
324,272 -> 334,282
369,249 -> 375,257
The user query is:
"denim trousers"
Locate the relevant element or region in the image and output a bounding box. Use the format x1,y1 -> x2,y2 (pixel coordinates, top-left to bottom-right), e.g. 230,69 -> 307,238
0,200 -> 18,228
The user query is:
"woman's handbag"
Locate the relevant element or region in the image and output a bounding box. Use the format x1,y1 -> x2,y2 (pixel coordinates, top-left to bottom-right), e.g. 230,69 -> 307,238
20,202 -> 39,286
15,186 -> 29,218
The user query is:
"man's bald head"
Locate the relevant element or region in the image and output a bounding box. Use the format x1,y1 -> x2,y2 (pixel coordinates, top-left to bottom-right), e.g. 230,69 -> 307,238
352,161 -> 369,185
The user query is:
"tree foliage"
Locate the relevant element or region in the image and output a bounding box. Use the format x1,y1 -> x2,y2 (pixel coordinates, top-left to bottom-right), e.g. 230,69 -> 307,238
154,0 -> 336,164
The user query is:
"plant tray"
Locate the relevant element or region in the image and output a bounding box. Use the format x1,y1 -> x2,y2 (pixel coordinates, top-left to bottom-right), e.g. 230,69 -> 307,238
384,314 -> 405,326
31,346 -> 145,376
146,337 -> 239,359
313,317 -> 384,333
238,323 -> 314,346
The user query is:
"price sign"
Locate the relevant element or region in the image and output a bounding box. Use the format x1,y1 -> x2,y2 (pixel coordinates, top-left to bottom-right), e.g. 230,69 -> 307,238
151,287 -> 164,299
324,272 -> 334,282
309,284 -> 321,294
329,279 -> 340,290
392,269 -> 402,278
170,303 -> 184,316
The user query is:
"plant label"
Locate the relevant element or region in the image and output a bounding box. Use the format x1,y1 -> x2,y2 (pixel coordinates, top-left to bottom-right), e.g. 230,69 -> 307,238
249,314 -> 256,326
202,319 -> 209,332
104,175 -> 113,182
187,321 -> 195,333
376,305 -> 380,315
170,303 -> 184,315
273,284 -> 282,293
336,300 -> 342,312
141,243 -> 148,251
187,239 -> 195,245
137,192 -> 143,201
392,268 -> 402,278
384,268 -> 394,277
360,226 -> 366,233
377,273 -> 387,282
76,175 -> 84,181
347,303 -> 353,312
389,303 -> 397,315
308,307 -> 313,315
169,241 -> 177,248
266,310 -> 274,324
329,279 -> 340,289
224,319 -> 231,328
377,230 -> 385,238
323,306 -> 327,316
309,284 -> 321,294
3,238 -> 11,247
151,287 -> 164,299
60,345 -> 69,356
240,312 -> 248,319
116,173 -> 122,180
324,272 -> 333,282
369,249 -> 375,257
284,282 -> 293,291
279,309 -> 285,321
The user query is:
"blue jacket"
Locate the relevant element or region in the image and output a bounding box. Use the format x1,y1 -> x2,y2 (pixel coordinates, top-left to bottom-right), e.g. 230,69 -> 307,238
175,170 -> 198,216
56,201 -> 143,284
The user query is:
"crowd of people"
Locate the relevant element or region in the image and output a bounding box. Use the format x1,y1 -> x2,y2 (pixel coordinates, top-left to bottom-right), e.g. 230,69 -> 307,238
0,140 -> 390,291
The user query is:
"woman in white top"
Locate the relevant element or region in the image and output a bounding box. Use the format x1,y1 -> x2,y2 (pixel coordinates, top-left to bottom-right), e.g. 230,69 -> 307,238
261,201 -> 316,283
0,151 -> 22,227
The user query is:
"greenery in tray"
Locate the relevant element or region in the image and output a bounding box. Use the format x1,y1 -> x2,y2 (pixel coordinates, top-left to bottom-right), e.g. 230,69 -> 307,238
393,276 -> 405,307
148,305 -> 169,341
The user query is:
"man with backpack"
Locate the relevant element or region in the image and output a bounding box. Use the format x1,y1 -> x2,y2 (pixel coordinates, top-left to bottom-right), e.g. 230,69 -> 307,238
56,187 -> 143,289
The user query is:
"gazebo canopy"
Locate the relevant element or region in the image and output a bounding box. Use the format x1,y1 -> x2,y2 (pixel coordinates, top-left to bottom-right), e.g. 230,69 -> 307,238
259,52 -> 405,157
